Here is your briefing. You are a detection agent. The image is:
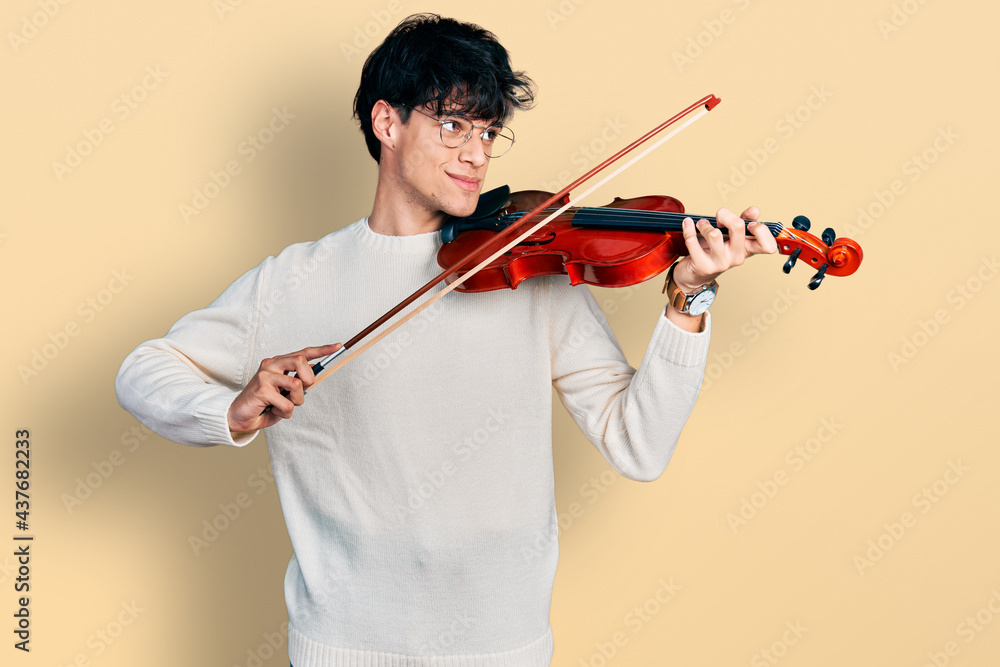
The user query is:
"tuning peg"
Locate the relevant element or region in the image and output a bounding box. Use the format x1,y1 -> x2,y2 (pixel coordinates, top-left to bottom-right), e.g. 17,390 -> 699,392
783,248 -> 802,274
792,215 -> 811,231
822,228 -> 836,246
808,263 -> 829,290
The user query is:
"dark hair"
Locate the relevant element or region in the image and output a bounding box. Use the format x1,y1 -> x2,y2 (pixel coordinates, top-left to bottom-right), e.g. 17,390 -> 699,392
353,13 -> 535,162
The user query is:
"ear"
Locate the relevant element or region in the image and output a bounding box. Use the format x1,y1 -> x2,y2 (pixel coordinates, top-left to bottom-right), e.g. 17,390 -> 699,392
370,100 -> 398,153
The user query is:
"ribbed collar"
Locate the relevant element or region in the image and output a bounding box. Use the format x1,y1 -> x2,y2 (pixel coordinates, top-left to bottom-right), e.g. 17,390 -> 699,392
351,217 -> 442,254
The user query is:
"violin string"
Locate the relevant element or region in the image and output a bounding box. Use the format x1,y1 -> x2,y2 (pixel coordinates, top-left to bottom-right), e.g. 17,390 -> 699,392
504,208 -> 777,224
506,207 -> 778,223
501,209 -> 784,234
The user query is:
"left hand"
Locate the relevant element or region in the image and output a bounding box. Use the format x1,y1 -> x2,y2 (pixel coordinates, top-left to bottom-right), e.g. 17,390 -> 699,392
671,206 -> 779,293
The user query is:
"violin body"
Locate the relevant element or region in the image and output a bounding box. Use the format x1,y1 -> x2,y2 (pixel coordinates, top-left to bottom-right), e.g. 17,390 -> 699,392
438,188 -> 690,291
437,185 -> 863,292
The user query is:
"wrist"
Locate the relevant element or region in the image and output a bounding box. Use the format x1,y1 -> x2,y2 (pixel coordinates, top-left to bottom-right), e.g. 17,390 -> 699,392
663,262 -> 719,317
670,263 -> 713,293
673,278 -> 708,294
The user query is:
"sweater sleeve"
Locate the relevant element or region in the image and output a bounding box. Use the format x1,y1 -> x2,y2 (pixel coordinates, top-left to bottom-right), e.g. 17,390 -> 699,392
114,259 -> 270,448
546,277 -> 711,481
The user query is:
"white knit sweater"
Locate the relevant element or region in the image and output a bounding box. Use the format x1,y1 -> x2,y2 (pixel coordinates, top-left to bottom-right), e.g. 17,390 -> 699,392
115,218 -> 711,667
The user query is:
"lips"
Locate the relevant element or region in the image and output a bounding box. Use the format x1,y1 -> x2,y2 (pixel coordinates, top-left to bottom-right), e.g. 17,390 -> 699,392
447,173 -> 480,191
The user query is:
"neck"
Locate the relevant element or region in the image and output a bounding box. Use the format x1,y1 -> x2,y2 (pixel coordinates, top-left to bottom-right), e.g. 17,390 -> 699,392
368,169 -> 445,237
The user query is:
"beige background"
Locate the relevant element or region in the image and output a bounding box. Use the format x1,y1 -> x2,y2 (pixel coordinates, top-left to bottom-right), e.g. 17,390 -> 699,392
3,0 -> 998,665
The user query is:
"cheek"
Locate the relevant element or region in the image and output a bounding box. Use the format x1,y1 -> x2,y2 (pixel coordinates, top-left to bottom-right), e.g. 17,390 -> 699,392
411,132 -> 441,162
402,139 -> 441,178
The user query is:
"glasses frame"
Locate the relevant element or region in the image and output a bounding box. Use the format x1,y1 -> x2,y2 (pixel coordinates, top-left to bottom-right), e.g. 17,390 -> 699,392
405,106 -> 515,158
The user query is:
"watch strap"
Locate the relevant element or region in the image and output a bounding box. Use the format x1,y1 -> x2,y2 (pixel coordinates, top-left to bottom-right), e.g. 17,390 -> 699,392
662,263 -> 719,314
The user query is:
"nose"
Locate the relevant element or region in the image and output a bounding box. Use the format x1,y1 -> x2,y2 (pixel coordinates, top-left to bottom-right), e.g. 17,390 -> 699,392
456,133 -> 488,168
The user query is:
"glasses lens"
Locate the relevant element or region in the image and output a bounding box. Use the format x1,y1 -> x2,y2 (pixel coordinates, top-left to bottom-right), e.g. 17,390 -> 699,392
439,117 -> 471,148
483,127 -> 514,158
437,115 -> 515,158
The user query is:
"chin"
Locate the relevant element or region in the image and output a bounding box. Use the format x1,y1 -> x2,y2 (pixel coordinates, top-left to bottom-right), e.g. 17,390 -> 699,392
441,194 -> 480,219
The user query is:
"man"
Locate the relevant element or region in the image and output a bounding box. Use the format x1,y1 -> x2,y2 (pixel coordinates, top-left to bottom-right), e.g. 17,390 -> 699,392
116,13 -> 776,667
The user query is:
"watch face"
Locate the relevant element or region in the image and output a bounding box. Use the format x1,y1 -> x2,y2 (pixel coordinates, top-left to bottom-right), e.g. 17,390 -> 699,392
688,289 -> 716,316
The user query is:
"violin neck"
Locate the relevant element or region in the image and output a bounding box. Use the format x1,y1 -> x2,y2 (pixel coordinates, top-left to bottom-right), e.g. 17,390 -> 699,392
573,208 -> 781,237
440,207 -> 784,243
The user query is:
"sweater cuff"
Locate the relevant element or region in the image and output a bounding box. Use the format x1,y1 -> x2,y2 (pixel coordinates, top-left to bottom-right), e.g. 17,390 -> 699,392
193,390 -> 260,447
653,311 -> 712,367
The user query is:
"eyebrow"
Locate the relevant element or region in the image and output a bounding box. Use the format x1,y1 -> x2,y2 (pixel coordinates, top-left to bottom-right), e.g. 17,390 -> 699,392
443,111 -> 504,128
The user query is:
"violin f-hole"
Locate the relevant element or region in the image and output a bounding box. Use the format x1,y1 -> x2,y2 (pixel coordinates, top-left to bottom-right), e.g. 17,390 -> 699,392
516,232 -> 557,247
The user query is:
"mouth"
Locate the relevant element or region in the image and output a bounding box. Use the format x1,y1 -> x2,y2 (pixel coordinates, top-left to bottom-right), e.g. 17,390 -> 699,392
447,173 -> 481,192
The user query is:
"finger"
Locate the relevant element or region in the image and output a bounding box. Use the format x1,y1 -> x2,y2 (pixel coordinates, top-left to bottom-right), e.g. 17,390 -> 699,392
260,370 -> 306,408
286,354 -> 320,389
291,343 -> 343,364
681,217 -> 710,263
260,343 -> 343,377
747,220 -> 779,255
234,383 -> 295,427
259,354 -> 302,374
716,208 -> 746,257
697,217 -> 726,259
739,205 -> 760,222
263,388 -> 297,419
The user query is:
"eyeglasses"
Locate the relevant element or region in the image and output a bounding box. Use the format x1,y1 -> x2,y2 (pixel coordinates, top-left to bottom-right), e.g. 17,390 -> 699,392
406,106 -> 515,158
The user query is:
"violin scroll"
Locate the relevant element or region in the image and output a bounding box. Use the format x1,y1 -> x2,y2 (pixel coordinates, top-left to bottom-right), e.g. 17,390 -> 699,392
773,221 -> 863,289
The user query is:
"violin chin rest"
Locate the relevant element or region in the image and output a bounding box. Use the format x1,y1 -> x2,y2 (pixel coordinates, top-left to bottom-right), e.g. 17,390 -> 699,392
440,184 -> 511,243
469,184 -> 511,219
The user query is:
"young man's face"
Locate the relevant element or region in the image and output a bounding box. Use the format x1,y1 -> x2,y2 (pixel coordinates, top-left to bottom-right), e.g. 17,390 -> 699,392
391,102 -> 492,221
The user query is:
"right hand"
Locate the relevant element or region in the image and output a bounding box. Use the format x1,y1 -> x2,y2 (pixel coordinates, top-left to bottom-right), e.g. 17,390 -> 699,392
227,343 -> 342,435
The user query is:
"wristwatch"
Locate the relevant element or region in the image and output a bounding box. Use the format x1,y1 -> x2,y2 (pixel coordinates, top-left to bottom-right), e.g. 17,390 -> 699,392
662,263 -> 719,316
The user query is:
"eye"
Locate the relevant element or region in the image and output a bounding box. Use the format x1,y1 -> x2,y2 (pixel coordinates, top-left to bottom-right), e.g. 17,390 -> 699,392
441,119 -> 463,134
480,128 -> 500,143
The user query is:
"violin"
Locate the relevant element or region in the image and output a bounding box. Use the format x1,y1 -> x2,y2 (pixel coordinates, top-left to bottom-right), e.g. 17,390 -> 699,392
262,94 -> 862,411
438,185 -> 863,292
